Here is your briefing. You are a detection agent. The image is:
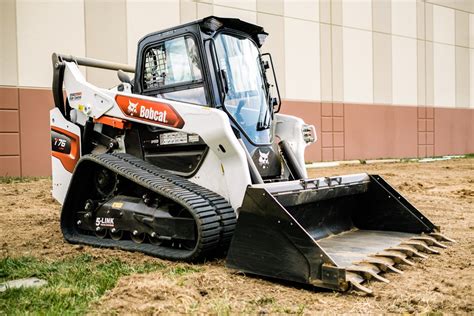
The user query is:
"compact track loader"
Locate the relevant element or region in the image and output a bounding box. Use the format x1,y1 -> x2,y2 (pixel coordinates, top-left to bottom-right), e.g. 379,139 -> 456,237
51,16 -> 453,294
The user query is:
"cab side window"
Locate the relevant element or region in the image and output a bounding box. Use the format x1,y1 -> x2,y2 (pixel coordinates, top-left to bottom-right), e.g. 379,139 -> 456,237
142,36 -> 207,105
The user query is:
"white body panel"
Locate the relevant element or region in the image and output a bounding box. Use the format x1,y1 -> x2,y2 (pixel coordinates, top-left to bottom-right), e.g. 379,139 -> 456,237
50,107 -> 81,204
275,113 -> 316,178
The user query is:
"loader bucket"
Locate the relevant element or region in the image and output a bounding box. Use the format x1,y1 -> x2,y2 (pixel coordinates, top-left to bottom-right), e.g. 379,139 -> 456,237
226,173 -> 454,294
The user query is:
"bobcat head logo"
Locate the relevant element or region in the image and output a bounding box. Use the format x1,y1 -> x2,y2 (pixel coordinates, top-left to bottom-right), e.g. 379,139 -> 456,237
258,150 -> 270,169
127,100 -> 138,116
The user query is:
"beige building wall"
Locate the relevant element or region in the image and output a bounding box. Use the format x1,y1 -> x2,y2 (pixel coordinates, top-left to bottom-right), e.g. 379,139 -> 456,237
16,0 -> 86,88
0,0 -> 471,106
0,0 -> 18,86
1,0 -> 474,176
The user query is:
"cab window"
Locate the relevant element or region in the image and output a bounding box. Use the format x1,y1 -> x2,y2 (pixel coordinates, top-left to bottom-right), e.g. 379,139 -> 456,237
142,35 -> 206,105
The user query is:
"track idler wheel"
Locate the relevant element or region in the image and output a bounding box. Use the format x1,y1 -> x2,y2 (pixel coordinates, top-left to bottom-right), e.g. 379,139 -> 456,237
95,227 -> 107,239
131,231 -> 146,244
110,228 -> 124,241
149,232 -> 163,245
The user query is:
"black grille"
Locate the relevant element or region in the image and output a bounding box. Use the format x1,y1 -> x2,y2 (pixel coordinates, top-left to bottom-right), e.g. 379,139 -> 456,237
143,45 -> 167,90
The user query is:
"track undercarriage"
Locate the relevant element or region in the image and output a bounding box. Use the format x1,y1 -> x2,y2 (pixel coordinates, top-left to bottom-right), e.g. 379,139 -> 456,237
61,153 -> 236,261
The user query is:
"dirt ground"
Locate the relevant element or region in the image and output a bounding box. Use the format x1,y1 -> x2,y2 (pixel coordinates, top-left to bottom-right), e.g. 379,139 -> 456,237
1,158 -> 473,314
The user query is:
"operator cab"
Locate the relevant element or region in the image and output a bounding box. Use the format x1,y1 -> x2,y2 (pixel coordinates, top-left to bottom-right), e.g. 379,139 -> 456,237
133,16 -> 282,180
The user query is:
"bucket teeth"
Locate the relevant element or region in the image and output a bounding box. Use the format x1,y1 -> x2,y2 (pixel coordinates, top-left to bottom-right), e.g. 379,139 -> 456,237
402,240 -> 440,254
347,264 -> 390,283
375,250 -> 415,266
389,245 -> 428,259
429,232 -> 456,243
364,257 -> 404,274
343,232 -> 453,295
412,236 -> 448,249
346,272 -> 373,295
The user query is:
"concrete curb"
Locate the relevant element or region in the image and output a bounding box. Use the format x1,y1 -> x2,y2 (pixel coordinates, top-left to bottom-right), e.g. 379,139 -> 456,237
305,155 -> 466,169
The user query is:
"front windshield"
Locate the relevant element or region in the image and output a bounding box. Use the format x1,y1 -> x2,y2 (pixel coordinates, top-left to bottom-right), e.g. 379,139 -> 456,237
215,33 -> 272,144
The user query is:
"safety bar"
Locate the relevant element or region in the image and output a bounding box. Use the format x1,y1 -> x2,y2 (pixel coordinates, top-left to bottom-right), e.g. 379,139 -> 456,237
51,52 -> 135,120
53,53 -> 135,73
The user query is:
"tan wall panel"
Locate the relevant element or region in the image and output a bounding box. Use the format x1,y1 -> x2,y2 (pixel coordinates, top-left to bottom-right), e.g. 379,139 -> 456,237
0,133 -> 20,155
433,5 -> 455,45
427,0 -> 474,14
373,33 -> 392,104
181,0 -> 197,23
319,0 -> 331,24
342,0 -> 372,31
126,0 -> 180,65
417,40 -> 426,105
455,46 -> 470,107
16,0 -> 86,87
392,0 -> 416,38
343,28 -> 373,103
434,108 -> 474,155
0,0 -> 18,86
19,89 -> 53,176
372,0 -> 391,34
470,14 -> 474,48
214,0 -> 256,11
332,0 -> 342,25
257,0 -> 283,15
344,103 -> 418,160
284,0 -> 319,21
392,36 -> 417,105
0,87 -> 18,109
257,13 -> 286,98
197,3 -> 213,18
0,156 -> 21,177
332,25 -> 344,102
455,10 -> 469,47
320,23 -> 332,101
85,0 -> 128,88
284,18 -> 320,101
426,41 -> 434,105
0,110 -> 19,132
417,0 -> 425,39
433,43 -> 455,107
426,3 -> 433,41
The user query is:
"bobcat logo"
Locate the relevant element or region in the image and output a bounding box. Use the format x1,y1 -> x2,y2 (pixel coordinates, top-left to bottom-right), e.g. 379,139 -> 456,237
258,150 -> 270,169
127,100 -> 138,116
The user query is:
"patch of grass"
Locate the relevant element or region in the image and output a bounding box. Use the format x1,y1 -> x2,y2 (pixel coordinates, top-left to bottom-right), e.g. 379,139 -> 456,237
0,254 -> 164,314
168,264 -> 202,276
0,176 -> 41,184
464,153 -> 474,158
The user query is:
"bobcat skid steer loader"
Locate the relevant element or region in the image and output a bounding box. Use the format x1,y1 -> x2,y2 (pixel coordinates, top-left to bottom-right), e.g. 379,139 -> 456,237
51,16 -> 453,294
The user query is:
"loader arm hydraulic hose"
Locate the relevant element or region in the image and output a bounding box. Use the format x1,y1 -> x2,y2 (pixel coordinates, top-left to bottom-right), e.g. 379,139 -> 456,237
279,140 -> 306,180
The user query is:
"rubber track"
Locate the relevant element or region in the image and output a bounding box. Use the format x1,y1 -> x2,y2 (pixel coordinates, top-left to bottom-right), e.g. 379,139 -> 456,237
60,153 -> 236,261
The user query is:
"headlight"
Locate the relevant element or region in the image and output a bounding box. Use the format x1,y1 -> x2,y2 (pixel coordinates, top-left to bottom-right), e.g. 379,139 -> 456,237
302,124 -> 317,144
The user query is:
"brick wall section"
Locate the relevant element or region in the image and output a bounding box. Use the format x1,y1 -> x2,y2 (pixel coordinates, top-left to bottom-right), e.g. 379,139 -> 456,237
321,102 -> 345,161
0,87 -> 21,176
0,86 -> 53,177
19,88 -> 54,176
0,91 -> 473,177
417,106 -> 435,157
